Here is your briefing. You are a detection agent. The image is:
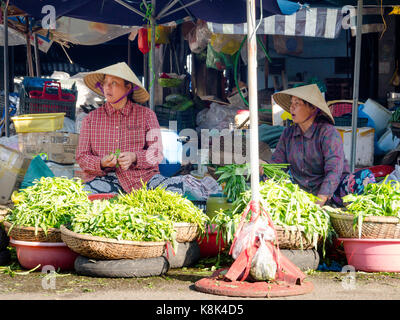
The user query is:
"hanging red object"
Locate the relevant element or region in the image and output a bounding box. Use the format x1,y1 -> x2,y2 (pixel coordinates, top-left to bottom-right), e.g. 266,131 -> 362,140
138,28 -> 150,54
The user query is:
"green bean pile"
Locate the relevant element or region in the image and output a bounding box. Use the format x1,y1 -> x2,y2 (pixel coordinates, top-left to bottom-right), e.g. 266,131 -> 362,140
70,200 -> 175,242
6,177 -> 90,235
210,179 -> 331,251
342,179 -> 400,221
117,186 -> 209,233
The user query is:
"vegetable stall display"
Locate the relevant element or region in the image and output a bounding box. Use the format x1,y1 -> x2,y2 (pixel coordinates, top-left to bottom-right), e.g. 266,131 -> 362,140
327,179 -> 400,239
5,177 -> 90,236
208,178 -> 332,253
70,200 -> 175,242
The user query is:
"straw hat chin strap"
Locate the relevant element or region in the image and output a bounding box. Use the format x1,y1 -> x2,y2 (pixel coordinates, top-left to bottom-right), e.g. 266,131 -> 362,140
95,81 -> 139,104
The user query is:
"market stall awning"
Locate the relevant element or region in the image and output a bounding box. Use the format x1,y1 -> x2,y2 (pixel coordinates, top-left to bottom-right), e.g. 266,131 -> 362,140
207,7 -> 343,39
8,0 -> 285,26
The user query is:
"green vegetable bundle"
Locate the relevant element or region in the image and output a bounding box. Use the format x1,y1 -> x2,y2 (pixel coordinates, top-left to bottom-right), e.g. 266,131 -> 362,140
210,179 -> 331,252
214,163 -> 290,202
116,185 -> 209,233
6,177 -> 90,235
342,179 -> 400,222
70,200 -> 175,242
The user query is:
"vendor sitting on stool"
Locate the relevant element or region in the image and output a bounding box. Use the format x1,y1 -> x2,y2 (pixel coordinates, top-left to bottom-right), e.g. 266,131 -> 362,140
76,62 -> 164,194
267,84 -> 375,207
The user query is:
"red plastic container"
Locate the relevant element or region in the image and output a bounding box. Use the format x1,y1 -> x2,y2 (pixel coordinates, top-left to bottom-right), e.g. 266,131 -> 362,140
29,81 -> 75,102
10,238 -> 78,271
339,238 -> 400,272
197,225 -> 227,258
88,193 -> 117,201
367,165 -> 395,178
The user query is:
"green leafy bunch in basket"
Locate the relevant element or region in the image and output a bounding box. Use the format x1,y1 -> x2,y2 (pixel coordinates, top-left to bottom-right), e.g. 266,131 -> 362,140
6,177 -> 91,235
342,178 -> 400,223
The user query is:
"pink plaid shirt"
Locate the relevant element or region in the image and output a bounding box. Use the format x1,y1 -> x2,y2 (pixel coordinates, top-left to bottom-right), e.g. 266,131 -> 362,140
76,100 -> 163,193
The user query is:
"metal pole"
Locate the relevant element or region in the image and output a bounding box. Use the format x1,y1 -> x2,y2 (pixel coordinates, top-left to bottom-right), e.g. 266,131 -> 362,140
3,3 -> 9,137
350,0 -> 363,172
246,0 -> 260,204
149,0 -> 156,110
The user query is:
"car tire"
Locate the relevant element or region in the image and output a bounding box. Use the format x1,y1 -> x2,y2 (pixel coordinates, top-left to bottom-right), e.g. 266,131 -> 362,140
164,241 -> 200,268
280,249 -> 320,271
0,227 -> 9,251
0,250 -> 11,266
74,255 -> 170,278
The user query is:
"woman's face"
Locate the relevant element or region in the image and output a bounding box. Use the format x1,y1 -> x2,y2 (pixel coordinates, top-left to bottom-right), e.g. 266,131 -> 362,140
289,96 -> 316,124
102,75 -> 131,104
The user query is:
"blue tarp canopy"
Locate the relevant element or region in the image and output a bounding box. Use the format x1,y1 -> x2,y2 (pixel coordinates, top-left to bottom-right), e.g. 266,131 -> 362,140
9,0 -> 287,25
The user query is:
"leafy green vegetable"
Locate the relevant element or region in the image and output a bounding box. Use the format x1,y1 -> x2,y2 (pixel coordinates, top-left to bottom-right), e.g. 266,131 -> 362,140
70,200 -> 175,242
6,177 -> 91,235
208,179 -> 332,254
116,185 -> 209,233
214,163 -> 290,202
110,149 -> 121,168
342,178 -> 400,229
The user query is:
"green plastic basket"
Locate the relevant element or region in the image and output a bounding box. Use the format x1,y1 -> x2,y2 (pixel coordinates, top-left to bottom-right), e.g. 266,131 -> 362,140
158,78 -> 183,88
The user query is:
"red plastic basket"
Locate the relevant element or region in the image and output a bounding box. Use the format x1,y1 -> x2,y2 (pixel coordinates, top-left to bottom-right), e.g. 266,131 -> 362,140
29,81 -> 75,102
24,81 -> 77,119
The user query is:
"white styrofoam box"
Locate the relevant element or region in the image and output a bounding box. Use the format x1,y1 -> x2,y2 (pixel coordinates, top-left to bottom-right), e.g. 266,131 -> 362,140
336,126 -> 375,167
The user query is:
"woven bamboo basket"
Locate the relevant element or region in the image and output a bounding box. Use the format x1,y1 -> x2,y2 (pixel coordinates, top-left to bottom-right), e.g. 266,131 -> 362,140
174,223 -> 199,243
2,220 -> 62,242
60,225 -> 166,260
275,225 -> 317,250
329,212 -> 400,239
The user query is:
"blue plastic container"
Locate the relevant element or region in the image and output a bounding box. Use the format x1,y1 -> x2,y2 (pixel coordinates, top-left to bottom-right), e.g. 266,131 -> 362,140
158,129 -> 182,177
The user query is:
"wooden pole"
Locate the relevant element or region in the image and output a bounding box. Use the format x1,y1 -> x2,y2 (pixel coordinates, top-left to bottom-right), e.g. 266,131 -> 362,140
25,18 -> 34,77
34,33 -> 41,77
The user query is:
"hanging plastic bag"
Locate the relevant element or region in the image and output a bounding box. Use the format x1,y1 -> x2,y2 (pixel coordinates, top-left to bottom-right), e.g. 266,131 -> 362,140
206,43 -> 233,71
138,28 -> 150,54
210,34 -> 244,55
148,25 -> 172,45
186,19 -> 212,54
232,215 -> 275,260
250,233 -> 277,281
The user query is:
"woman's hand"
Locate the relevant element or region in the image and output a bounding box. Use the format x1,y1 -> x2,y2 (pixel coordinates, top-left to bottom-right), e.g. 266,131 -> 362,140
118,152 -> 137,171
316,194 -> 329,207
101,154 -> 118,168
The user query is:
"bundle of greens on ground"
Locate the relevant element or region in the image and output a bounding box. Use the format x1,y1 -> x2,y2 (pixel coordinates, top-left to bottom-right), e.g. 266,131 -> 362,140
208,179 -> 332,253
6,177 -> 90,235
214,163 -> 290,202
342,178 -> 400,225
116,185 -> 209,234
70,200 -> 175,242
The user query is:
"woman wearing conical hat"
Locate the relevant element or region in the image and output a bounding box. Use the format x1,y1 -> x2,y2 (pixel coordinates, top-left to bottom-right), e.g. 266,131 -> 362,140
269,84 -> 375,207
76,62 -> 163,194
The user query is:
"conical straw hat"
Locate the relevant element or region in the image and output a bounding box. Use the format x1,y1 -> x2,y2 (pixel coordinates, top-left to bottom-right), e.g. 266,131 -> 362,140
272,84 -> 334,124
84,62 -> 149,104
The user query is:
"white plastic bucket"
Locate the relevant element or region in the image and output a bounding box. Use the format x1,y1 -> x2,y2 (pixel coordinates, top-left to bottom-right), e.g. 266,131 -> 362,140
360,99 -> 392,139
376,128 -> 400,155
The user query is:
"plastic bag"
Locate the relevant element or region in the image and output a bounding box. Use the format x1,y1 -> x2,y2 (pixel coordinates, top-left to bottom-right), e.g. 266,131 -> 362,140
210,34 -> 245,55
20,156 -> 55,189
187,20 -> 212,54
206,43 -> 233,71
250,233 -> 277,281
232,216 -> 275,260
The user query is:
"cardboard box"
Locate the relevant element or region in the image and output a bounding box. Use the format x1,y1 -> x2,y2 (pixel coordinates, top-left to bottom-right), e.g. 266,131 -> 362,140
18,132 -> 79,164
0,144 -> 32,204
